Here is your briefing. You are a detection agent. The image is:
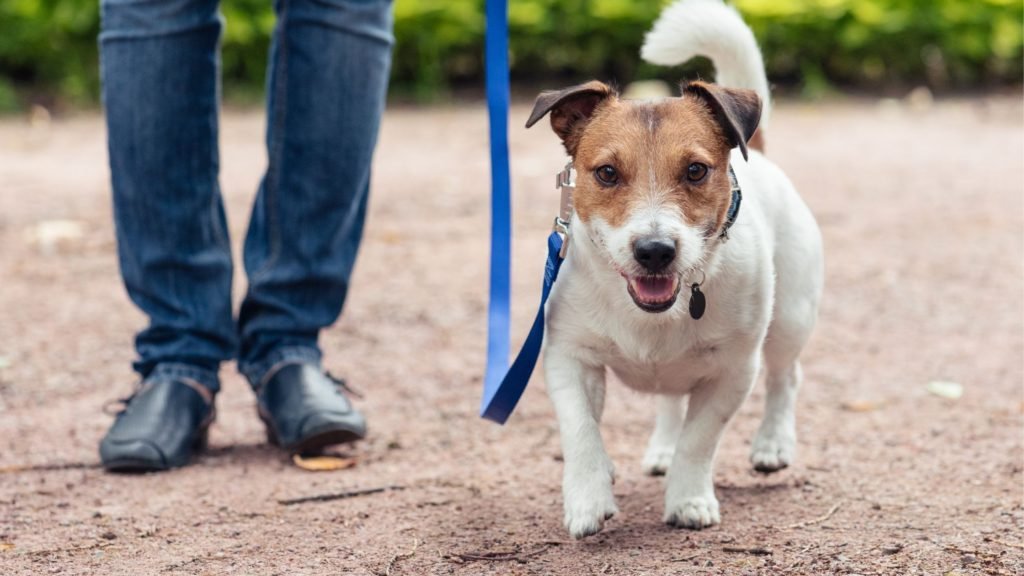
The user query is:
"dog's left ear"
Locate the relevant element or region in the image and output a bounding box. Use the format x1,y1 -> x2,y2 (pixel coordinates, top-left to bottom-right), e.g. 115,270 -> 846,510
684,81 -> 761,161
526,80 -> 616,156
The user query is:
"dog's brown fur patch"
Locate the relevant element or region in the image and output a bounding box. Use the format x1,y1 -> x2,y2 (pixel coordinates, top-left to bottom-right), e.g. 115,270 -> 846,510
571,96 -> 737,235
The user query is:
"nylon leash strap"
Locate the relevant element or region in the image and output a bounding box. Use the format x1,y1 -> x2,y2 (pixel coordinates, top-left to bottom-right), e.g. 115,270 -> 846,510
480,0 -> 568,423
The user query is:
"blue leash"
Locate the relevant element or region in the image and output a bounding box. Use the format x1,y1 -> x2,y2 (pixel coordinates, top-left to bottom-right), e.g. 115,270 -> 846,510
480,0 -> 565,424
477,1 -> 744,422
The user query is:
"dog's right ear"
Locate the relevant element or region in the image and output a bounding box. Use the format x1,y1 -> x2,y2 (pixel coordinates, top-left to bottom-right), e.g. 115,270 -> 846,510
683,81 -> 761,161
526,80 -> 615,156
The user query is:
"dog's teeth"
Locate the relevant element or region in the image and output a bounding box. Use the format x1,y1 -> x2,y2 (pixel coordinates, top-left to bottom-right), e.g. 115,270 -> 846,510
629,275 -> 679,304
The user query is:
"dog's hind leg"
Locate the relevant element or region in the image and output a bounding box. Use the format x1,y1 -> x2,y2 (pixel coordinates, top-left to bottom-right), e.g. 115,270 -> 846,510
750,358 -> 801,473
753,181 -> 822,473
752,264 -> 819,473
642,394 -> 685,476
546,354 -> 617,539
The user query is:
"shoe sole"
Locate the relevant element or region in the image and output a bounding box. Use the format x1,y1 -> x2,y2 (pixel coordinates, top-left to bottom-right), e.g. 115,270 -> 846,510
102,427 -> 209,473
262,417 -> 365,455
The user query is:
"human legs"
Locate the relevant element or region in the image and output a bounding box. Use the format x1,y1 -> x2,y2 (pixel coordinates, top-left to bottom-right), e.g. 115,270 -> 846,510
238,0 -> 393,452
238,0 -> 393,388
100,0 -> 234,393
99,0 -> 229,470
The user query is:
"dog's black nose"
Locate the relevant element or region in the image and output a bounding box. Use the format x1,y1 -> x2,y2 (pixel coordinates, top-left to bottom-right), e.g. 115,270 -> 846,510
633,238 -> 676,273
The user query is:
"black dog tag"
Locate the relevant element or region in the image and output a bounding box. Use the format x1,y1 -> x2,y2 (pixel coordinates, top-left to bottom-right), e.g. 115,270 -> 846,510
689,283 -> 706,320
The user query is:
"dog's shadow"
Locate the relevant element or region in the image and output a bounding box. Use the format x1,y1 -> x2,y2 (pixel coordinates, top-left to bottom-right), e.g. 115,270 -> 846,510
418,469 -> 803,562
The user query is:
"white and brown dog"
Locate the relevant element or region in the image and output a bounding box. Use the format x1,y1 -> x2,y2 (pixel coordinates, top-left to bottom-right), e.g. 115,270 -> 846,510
526,0 -> 824,538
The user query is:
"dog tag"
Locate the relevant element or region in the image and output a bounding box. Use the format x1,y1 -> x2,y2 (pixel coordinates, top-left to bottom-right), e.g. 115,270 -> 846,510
689,284 -> 706,320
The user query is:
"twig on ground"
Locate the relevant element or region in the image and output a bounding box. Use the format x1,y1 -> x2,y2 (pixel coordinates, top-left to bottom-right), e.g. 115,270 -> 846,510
723,546 -> 772,556
942,544 -> 997,558
0,461 -> 101,474
988,538 -> 1024,550
445,541 -> 563,563
669,551 -> 703,562
25,540 -> 115,557
376,538 -> 419,576
277,485 -> 404,506
783,501 -> 842,530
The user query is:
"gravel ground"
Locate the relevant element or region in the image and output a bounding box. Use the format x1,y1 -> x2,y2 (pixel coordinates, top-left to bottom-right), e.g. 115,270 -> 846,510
0,95 -> 1022,575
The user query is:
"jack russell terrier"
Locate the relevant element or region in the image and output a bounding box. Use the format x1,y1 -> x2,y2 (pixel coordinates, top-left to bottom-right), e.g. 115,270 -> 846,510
525,0 -> 824,537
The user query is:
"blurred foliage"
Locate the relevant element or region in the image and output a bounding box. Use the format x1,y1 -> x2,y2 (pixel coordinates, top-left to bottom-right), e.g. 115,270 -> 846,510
0,0 -> 1020,110
735,0 -> 1024,94
0,0 -> 100,109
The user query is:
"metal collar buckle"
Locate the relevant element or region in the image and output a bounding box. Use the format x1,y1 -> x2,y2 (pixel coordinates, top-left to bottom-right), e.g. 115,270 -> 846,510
553,161 -> 575,258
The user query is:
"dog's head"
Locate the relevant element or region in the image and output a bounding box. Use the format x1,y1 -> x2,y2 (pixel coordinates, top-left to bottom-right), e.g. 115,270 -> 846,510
527,80 -> 761,313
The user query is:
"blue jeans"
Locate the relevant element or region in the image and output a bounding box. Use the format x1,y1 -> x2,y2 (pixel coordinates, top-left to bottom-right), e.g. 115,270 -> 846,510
99,0 -> 393,392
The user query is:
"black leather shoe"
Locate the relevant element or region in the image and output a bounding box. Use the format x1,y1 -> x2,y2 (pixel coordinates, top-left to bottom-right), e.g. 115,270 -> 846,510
257,363 -> 366,453
99,378 -> 215,472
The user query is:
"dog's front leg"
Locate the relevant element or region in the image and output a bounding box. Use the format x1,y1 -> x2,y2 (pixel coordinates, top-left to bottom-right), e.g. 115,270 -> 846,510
545,352 -> 617,539
664,358 -> 758,529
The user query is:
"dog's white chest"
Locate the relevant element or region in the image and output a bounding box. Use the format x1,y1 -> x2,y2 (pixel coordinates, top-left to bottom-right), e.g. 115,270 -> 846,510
601,326 -> 725,394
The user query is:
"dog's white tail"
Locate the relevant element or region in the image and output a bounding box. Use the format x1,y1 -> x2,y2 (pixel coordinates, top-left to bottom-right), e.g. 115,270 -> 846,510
642,0 -> 771,126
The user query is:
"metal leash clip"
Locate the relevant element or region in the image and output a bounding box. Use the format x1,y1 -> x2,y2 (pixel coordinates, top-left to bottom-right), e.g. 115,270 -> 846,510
553,161 -> 575,259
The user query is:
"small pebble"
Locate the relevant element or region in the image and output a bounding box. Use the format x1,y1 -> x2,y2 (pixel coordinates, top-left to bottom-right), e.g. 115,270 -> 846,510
881,544 -> 903,555
927,380 -> 963,399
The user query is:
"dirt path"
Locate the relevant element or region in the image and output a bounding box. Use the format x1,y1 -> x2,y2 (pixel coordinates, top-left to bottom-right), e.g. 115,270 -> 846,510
1,96 -> 1022,575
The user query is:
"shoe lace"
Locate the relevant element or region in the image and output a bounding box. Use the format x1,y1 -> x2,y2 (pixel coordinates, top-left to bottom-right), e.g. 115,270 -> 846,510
326,372 -> 364,400
102,381 -> 147,416
101,377 -> 214,416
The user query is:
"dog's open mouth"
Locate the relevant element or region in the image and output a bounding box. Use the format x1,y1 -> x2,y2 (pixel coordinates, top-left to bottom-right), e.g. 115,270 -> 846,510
626,274 -> 681,313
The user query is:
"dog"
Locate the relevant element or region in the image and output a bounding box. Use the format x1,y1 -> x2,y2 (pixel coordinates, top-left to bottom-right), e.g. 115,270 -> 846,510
525,0 -> 824,538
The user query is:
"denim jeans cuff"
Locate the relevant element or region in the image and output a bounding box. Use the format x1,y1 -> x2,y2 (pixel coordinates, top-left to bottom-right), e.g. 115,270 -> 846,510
243,346 -> 322,391
148,362 -> 220,394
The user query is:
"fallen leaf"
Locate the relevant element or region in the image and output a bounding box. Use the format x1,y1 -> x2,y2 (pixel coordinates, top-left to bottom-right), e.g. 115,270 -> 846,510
841,400 -> 883,412
291,454 -> 356,472
24,220 -> 85,255
378,230 -> 404,245
927,380 -> 963,400
0,542 -> 14,552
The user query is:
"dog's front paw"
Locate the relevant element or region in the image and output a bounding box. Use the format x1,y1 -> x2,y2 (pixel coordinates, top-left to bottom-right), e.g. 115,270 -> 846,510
564,498 -> 618,539
750,429 -> 795,473
664,495 -> 720,530
641,443 -> 674,476
563,468 -> 617,539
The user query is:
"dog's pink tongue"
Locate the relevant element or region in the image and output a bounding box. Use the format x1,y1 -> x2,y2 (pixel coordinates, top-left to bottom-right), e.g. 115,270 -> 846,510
633,276 -> 676,303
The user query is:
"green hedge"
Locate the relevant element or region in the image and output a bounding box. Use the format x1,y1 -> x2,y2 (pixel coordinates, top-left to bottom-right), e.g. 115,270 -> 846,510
736,0 -> 1024,94
0,0 -> 1020,110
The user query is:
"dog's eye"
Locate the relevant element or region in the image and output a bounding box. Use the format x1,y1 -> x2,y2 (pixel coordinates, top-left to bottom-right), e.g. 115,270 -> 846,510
595,165 -> 619,186
686,163 -> 708,182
